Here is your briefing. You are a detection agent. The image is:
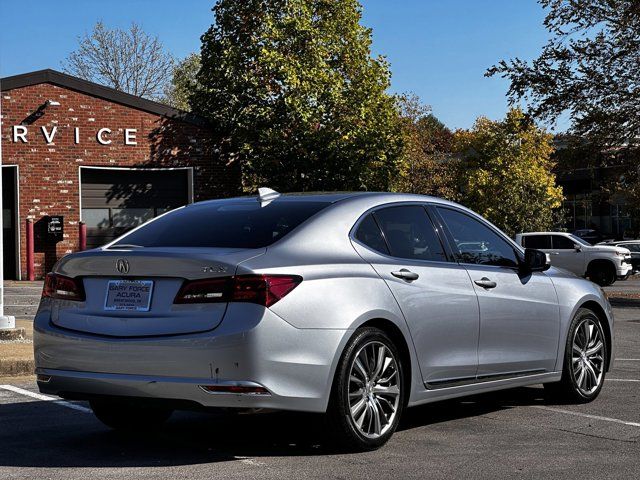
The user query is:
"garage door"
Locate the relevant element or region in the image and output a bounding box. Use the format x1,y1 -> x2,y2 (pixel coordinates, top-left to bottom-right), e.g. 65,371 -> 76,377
81,168 -> 191,248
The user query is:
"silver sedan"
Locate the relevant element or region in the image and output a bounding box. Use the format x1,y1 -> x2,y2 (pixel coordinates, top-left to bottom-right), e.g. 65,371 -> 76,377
34,191 -> 614,450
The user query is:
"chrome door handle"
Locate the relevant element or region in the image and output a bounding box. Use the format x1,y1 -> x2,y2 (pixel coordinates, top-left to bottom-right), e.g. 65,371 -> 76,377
474,277 -> 497,289
391,269 -> 419,281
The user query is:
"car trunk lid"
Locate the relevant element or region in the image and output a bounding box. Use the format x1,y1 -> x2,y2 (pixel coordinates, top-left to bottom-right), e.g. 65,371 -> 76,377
49,247 -> 265,337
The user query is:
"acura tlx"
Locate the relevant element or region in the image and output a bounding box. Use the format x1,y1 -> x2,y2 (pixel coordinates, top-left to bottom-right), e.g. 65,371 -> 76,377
34,189 -> 614,450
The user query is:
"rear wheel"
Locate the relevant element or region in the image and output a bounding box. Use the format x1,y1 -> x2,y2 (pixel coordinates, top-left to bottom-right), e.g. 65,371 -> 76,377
545,308 -> 607,403
588,262 -> 616,287
90,399 -> 173,431
327,327 -> 405,451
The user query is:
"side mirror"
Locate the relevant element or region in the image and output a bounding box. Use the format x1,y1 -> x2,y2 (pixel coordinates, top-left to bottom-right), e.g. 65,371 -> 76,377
574,244 -> 582,252
523,248 -> 551,272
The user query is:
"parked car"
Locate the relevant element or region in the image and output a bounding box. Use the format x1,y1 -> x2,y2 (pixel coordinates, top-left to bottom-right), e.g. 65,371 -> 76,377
573,229 -> 612,245
35,192 -> 614,450
515,232 -> 632,286
598,240 -> 640,273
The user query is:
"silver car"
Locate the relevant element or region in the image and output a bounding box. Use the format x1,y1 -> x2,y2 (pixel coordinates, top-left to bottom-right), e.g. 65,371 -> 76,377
34,191 -> 614,450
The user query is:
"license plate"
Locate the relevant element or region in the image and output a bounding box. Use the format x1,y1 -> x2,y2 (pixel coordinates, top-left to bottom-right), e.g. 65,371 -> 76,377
104,280 -> 154,312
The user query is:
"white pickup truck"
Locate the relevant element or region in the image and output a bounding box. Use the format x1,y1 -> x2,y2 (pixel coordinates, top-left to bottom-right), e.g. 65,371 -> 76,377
515,231 -> 632,286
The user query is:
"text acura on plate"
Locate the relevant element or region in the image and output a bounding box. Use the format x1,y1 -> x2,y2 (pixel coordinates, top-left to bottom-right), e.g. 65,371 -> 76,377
34,190 -> 614,450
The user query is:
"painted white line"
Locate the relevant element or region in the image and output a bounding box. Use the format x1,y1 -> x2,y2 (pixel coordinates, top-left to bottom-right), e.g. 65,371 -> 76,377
606,378 -> 640,383
616,359 -> 640,361
532,405 -> 640,428
0,384 -> 92,413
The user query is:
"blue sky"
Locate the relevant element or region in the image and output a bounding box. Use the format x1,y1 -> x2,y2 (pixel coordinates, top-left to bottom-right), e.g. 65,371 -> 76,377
0,0 -> 551,130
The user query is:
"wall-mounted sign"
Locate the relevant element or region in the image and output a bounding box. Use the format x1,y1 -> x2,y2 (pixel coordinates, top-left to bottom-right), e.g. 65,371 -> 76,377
10,126 -> 138,146
46,215 -> 64,239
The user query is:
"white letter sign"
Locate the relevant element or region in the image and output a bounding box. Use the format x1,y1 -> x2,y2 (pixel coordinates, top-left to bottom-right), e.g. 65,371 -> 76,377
124,128 -> 137,145
41,126 -> 58,144
97,128 -> 112,145
13,125 -> 27,143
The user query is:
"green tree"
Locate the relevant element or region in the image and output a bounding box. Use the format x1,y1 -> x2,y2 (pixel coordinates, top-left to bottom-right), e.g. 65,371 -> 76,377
393,94 -> 460,200
487,0 -> 640,146
165,53 -> 201,111
194,0 -> 402,192
455,109 -> 564,237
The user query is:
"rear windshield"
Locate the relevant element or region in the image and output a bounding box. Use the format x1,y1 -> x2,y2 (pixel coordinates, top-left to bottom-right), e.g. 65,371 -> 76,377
111,201 -> 331,249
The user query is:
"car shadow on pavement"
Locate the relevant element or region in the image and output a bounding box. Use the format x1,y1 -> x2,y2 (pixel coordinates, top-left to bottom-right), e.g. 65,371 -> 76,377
0,385 -> 553,467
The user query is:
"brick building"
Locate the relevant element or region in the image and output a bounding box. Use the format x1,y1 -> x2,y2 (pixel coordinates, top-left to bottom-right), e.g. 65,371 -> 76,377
1,69 -> 239,280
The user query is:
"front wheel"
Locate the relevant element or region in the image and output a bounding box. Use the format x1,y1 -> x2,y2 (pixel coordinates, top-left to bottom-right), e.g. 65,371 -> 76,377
588,263 -> 616,287
327,327 -> 406,451
90,398 -> 173,431
545,308 -> 607,403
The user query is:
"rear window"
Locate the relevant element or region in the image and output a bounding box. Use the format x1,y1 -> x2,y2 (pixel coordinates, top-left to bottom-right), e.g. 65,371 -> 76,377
111,201 -> 331,249
523,235 -> 551,249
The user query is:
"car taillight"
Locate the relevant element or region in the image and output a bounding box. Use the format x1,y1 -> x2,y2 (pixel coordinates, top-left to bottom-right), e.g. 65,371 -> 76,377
174,275 -> 302,307
173,277 -> 229,304
42,273 -> 86,301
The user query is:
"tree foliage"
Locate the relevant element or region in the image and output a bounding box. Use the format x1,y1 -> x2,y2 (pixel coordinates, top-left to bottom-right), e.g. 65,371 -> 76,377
63,22 -> 174,100
194,0 -> 403,192
165,53 -> 201,111
487,0 -> 640,146
455,109 -> 564,237
393,94 -> 460,200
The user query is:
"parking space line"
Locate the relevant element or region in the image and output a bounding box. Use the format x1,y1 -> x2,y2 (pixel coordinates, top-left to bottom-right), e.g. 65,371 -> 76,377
616,359 -> 640,361
0,385 -> 92,413
606,378 -> 640,382
532,405 -> 640,428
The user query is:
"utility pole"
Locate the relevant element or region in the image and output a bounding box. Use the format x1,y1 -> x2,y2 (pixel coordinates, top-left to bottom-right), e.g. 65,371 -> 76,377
0,76 -> 17,330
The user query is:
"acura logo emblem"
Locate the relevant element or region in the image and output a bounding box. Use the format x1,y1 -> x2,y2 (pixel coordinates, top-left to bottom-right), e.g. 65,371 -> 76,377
116,258 -> 130,274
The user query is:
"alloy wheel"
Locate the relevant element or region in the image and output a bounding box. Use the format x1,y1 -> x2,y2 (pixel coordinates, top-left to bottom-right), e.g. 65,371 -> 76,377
571,316 -> 605,396
347,341 -> 401,439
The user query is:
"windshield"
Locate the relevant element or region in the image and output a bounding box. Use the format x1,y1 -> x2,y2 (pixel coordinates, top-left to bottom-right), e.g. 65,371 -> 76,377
111,200 -> 331,249
569,234 -> 591,246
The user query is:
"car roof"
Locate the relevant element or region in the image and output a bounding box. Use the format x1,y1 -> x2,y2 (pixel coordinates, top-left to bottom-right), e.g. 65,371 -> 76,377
519,232 -> 570,236
187,191 -> 455,207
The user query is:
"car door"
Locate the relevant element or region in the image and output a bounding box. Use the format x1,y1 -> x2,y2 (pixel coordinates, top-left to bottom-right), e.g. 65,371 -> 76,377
352,204 -> 480,386
435,206 -> 560,377
549,234 -> 585,275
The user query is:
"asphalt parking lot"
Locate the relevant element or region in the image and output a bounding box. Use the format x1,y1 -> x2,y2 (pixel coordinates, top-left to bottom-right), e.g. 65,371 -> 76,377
1,295 -> 638,479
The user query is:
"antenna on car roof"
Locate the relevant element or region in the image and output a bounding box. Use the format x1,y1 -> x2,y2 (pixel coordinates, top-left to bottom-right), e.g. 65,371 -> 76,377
257,187 -> 281,207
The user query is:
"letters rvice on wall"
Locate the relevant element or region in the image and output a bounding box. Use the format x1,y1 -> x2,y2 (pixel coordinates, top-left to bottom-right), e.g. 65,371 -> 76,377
11,125 -> 138,146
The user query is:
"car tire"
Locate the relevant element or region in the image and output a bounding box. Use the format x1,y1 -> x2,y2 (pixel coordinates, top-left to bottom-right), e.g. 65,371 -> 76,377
544,307 -> 607,403
588,263 -> 616,287
90,399 -> 173,431
327,327 -> 406,451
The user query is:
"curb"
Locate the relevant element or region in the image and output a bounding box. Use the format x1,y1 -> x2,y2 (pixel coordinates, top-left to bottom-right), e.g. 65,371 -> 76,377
0,328 -> 26,341
0,358 -> 35,377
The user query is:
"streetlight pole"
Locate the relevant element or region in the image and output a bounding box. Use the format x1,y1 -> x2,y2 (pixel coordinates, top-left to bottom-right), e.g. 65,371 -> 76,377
0,76 -> 17,330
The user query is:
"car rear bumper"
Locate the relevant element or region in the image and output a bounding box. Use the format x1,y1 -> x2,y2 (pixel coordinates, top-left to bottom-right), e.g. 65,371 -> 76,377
33,303 -> 350,413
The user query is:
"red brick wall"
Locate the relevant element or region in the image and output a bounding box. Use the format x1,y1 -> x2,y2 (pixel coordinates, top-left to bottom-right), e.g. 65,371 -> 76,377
1,82 -> 239,279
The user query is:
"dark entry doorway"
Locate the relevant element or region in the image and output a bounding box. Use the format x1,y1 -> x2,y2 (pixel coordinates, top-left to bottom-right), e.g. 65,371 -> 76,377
2,166 -> 18,280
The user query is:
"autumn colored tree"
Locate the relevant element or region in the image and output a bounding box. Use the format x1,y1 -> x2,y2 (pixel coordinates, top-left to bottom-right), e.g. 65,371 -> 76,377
193,0 -> 402,192
455,109 -> 564,237
393,94 -> 460,200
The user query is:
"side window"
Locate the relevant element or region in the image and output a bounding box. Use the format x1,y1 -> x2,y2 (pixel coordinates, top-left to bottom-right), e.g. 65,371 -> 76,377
523,235 -> 552,249
552,235 -> 576,250
373,206 -> 447,262
437,207 -> 519,268
355,214 -> 389,255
